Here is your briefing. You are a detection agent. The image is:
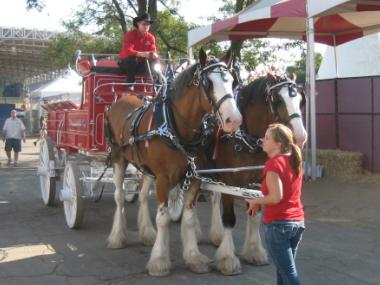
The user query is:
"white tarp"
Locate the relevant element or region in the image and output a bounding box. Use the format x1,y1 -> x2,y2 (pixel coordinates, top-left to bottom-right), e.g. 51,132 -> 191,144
30,69 -> 82,104
318,33 -> 380,79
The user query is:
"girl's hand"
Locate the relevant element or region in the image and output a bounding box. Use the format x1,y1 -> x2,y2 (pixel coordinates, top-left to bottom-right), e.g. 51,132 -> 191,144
245,199 -> 261,216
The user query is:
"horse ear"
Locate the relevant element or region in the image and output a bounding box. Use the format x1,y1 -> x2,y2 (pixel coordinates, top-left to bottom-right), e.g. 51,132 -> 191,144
199,48 -> 207,66
292,72 -> 297,82
220,48 -> 232,67
267,71 -> 276,82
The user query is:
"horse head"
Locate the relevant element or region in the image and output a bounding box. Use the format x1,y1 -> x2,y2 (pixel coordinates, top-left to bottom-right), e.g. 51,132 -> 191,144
196,48 -> 242,133
265,72 -> 307,148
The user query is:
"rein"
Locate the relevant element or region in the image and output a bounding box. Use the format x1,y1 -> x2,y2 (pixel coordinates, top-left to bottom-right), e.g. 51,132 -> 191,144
223,77 -> 302,153
266,80 -> 302,125
114,59 -> 234,172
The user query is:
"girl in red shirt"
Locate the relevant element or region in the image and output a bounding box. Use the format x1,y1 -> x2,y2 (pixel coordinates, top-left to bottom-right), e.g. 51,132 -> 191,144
245,123 -> 305,285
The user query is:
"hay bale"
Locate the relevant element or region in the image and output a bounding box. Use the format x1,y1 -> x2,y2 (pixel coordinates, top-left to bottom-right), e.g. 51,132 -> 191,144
304,149 -> 364,177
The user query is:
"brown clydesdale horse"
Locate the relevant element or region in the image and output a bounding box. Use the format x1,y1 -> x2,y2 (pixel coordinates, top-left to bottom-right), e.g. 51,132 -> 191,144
183,73 -> 307,275
106,48 -> 242,276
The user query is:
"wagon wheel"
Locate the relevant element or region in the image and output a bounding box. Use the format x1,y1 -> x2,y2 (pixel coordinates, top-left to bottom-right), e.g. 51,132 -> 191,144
124,180 -> 138,203
168,185 -> 184,222
38,138 -> 56,206
62,162 -> 84,229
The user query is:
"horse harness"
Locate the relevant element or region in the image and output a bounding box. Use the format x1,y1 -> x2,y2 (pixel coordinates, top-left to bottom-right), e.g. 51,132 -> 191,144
222,79 -> 303,153
110,60 -> 233,189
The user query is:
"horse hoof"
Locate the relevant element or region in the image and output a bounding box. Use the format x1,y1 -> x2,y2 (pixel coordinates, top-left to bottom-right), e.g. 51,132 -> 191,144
242,250 -> 269,266
251,258 -> 270,266
147,257 -> 171,277
188,263 -> 211,274
217,256 -> 242,276
247,255 -> 269,266
140,230 -> 157,247
107,237 -> 128,249
148,270 -> 170,277
221,268 -> 242,276
186,254 -> 211,273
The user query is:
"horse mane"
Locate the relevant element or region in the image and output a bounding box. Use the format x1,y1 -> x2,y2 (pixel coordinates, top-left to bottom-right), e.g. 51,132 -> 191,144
237,74 -> 288,111
168,64 -> 198,99
237,77 -> 268,110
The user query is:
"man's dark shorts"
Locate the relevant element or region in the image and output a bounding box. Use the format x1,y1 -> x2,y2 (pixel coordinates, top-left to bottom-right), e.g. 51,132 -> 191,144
5,138 -> 21,152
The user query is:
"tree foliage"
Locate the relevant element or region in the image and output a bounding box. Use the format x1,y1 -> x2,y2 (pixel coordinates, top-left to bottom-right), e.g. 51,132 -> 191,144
286,51 -> 323,83
155,10 -> 189,57
26,0 -> 45,11
46,32 -> 121,69
27,0 -> 318,78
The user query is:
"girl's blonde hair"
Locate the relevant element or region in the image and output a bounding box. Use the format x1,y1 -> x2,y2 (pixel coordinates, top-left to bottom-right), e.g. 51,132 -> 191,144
267,123 -> 302,176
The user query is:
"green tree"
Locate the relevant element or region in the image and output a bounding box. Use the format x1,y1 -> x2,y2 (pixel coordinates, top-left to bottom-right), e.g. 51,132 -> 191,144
193,0 -> 306,73
26,0 -> 45,11
60,1 -> 188,56
46,32 -> 121,69
28,0 -> 189,67
286,51 -> 323,83
155,10 -> 189,57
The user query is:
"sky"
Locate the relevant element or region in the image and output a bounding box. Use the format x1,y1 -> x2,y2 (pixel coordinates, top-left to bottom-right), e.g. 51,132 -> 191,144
0,0 -> 326,64
0,0 -> 219,31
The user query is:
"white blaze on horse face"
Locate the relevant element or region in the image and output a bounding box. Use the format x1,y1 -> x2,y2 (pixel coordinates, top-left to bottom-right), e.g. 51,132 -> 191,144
208,71 -> 242,133
279,87 -> 307,147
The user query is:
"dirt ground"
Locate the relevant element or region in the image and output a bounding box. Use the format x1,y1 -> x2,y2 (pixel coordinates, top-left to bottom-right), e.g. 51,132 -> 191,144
302,174 -> 380,230
1,138 -> 380,284
2,137 -> 380,230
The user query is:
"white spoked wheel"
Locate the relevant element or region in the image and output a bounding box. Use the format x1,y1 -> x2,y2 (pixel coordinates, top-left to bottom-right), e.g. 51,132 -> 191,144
124,180 -> 138,203
168,185 -> 184,222
62,162 -> 84,229
38,138 -> 56,206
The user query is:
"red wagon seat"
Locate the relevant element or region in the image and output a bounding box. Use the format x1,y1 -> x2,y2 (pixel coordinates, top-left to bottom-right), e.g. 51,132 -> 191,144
79,59 -> 155,95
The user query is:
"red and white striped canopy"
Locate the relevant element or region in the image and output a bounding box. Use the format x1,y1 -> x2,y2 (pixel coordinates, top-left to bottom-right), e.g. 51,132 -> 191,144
188,0 -> 380,47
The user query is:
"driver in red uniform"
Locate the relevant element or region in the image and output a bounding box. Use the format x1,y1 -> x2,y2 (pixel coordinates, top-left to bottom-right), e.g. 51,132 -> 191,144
119,13 -> 163,89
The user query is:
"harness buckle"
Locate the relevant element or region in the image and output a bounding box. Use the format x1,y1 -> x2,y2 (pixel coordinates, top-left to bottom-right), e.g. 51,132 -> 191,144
158,123 -> 167,136
234,144 -> 243,152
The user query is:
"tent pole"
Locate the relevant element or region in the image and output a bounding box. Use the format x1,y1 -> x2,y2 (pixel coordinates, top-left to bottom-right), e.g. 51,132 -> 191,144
333,35 -> 339,77
307,16 -> 317,181
305,82 -> 310,179
188,47 -> 194,60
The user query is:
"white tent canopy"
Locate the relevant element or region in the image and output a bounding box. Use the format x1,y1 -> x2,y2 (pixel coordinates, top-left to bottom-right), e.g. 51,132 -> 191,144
188,0 -> 380,180
30,68 -> 82,104
318,33 -> 380,79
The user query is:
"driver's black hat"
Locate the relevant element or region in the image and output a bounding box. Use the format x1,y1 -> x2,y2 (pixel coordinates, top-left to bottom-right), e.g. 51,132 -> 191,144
133,13 -> 154,27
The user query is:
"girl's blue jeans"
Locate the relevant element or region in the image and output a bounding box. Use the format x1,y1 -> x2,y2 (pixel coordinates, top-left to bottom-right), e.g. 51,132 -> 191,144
264,220 -> 305,285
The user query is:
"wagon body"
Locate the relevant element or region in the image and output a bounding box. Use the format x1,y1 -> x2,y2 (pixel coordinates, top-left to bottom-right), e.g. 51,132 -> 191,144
43,60 -> 154,155
37,56 -> 154,228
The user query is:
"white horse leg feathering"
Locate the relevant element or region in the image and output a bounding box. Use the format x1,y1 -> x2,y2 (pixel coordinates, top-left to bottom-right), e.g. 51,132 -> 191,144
241,213 -> 269,265
107,160 -> 128,248
209,191 -> 224,246
181,189 -> 210,273
138,175 -> 156,246
215,228 -> 242,275
147,203 -> 171,276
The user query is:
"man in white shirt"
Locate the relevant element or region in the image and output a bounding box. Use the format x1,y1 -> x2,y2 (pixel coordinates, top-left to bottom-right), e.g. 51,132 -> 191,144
2,110 -> 26,167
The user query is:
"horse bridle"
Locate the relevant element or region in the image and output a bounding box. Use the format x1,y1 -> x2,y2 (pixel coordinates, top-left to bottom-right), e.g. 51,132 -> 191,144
266,80 -> 303,125
193,61 -> 235,117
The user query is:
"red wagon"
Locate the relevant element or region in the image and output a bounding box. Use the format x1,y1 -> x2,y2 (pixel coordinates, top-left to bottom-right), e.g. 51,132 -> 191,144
37,53 -> 158,228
